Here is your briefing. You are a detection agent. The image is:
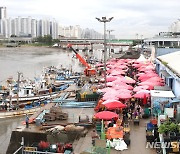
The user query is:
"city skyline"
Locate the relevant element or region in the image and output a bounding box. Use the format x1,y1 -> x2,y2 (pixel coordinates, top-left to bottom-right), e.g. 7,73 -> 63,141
1,0 -> 180,39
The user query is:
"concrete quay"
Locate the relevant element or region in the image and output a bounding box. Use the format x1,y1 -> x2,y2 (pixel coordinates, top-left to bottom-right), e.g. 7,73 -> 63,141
73,118 -> 156,154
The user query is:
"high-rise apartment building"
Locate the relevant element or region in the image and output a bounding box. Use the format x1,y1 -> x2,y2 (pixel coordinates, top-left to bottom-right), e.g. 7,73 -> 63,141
0,7 -> 101,39
0,7 -> 7,19
51,19 -> 58,39
58,25 -> 82,38
31,19 -> 37,38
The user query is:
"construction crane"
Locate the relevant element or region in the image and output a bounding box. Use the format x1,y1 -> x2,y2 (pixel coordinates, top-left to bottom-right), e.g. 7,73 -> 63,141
67,44 -> 96,76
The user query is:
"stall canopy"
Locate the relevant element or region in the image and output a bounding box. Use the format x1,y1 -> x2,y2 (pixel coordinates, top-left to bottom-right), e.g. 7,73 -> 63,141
94,111 -> 118,120
150,90 -> 175,98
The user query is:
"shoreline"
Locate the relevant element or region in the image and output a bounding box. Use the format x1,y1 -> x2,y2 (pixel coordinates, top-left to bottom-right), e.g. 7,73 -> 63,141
0,45 -> 54,49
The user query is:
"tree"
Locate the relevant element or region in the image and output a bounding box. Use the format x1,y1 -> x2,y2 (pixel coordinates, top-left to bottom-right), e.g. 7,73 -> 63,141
44,35 -> 52,45
36,36 -> 43,43
35,35 -> 53,45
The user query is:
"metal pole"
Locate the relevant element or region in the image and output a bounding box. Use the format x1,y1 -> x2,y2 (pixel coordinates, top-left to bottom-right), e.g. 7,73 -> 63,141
107,30 -> 114,58
108,31 -> 111,58
17,72 -> 21,109
141,35 -> 143,49
104,22 -> 107,87
95,17 -> 113,87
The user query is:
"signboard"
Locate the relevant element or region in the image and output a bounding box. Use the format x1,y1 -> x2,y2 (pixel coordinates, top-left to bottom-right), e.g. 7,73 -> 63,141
164,108 -> 174,118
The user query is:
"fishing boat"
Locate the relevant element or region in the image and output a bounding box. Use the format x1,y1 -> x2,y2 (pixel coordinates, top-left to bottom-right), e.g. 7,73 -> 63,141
0,66 -> 80,106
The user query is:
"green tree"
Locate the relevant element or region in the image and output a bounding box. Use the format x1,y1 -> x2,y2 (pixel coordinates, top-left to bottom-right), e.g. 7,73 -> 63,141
36,36 -> 43,43
44,35 -> 52,45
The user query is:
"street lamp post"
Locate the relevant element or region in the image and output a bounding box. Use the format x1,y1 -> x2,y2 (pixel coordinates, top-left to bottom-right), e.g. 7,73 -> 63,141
107,30 -> 114,58
96,17 -> 113,87
141,35 -> 143,49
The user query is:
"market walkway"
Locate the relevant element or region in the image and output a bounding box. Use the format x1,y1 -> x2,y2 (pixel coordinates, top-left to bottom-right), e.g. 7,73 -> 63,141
111,118 -> 156,154
73,118 -> 156,154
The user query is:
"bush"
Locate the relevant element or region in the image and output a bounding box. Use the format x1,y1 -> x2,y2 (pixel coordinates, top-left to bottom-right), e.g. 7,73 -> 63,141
158,121 -> 179,134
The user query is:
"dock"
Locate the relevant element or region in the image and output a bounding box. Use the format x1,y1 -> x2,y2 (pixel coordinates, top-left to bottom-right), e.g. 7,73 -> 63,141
6,102 -> 95,153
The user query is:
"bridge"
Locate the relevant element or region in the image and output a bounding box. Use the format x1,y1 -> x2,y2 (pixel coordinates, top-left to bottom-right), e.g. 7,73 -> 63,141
0,37 -> 136,46
59,38 -> 134,46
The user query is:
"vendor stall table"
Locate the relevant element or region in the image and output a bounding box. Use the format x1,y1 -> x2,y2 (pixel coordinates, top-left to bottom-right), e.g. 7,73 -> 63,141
106,126 -> 124,140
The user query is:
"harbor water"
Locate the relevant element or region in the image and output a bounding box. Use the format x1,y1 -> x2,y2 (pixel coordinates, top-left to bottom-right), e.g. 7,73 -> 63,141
0,46 -> 93,83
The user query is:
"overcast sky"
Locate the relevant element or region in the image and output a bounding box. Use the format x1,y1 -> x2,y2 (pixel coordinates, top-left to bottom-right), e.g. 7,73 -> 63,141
1,0 -> 180,38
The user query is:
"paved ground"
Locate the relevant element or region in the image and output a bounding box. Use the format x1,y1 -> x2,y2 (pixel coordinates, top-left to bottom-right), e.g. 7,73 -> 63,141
73,118 -> 156,154
16,106 -> 156,154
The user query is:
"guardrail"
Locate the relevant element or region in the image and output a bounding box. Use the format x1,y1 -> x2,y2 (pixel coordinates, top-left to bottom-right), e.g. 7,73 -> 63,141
13,146 -> 59,154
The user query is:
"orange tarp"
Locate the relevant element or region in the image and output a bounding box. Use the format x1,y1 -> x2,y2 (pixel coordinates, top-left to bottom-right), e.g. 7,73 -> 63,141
106,126 -> 124,140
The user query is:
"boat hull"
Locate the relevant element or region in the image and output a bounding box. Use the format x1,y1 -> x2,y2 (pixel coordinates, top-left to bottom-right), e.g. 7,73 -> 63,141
5,92 -> 59,103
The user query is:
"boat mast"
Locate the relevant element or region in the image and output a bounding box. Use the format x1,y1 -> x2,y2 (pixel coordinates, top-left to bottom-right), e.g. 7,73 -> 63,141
17,72 -> 22,109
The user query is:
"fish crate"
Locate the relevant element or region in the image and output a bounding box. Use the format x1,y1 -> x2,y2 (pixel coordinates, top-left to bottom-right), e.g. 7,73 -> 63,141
76,92 -> 101,102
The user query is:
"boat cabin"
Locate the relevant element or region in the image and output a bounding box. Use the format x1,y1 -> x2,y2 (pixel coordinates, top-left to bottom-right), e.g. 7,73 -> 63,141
19,85 -> 34,97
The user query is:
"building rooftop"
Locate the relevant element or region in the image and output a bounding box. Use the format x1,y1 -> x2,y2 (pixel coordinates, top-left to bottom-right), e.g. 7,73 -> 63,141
157,51 -> 180,76
144,36 -> 180,42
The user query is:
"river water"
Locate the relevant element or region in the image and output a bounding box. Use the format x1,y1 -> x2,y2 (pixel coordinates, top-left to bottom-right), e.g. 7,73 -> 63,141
0,46 -> 97,83
0,45 -> 106,153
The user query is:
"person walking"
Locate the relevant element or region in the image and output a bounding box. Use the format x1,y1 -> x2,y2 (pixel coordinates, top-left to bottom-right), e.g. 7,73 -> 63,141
25,114 -> 29,128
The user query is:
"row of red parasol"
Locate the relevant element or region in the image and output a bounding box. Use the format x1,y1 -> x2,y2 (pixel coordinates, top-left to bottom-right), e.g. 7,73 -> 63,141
94,100 -> 126,120
94,58 -> 165,120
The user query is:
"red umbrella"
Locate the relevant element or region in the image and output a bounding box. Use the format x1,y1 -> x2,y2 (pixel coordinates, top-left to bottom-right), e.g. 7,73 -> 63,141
133,92 -> 150,98
106,82 -> 113,87
102,94 -> 119,101
102,99 -> 121,105
133,85 -> 149,92
138,73 -> 158,81
117,89 -> 132,93
139,81 -> 163,86
117,93 -> 132,99
136,72 -> 145,76
112,84 -> 133,90
137,89 -> 150,94
122,76 -> 136,84
94,111 -> 118,120
110,70 -> 125,76
112,79 -> 127,85
106,76 -> 117,82
104,101 -> 127,110
144,77 -> 164,83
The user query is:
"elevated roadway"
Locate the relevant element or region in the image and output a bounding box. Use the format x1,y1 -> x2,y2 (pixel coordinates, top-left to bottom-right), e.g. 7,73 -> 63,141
59,38 -> 134,46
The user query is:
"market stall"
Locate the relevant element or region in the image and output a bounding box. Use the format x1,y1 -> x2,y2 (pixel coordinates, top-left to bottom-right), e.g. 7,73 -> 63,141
150,90 -> 175,116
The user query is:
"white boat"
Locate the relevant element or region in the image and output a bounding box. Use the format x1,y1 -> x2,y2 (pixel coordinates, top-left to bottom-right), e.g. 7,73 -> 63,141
5,92 -> 59,103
